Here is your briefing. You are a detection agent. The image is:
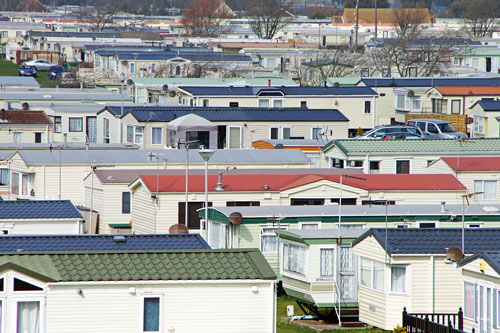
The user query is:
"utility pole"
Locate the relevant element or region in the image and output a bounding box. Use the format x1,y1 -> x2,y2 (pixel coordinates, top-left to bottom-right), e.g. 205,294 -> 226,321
354,0 -> 360,52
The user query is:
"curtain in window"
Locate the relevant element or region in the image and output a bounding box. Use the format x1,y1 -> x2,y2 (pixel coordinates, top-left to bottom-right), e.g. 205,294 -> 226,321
484,181 -> 497,200
320,249 -> 333,277
0,169 -> 8,185
69,118 -> 82,132
464,282 -> 476,319
17,301 -> 40,333
229,127 -> 241,149
288,244 -> 305,275
283,244 -> 289,271
301,224 -> 319,230
261,235 -> 278,253
391,267 -> 406,293
373,261 -> 385,291
87,117 -> 97,143
143,298 -> 159,331
135,127 -> 144,144
127,126 -> 134,143
360,258 -> 371,287
209,222 -> 225,249
22,174 -> 28,196
152,128 -> 162,145
12,172 -> 19,195
396,94 -> 406,109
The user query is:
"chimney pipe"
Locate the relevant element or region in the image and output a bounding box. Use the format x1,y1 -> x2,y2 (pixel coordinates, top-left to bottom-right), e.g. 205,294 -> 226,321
440,201 -> 446,213
215,172 -> 225,191
63,133 -> 67,146
268,79 -> 271,87
1,109 -> 4,121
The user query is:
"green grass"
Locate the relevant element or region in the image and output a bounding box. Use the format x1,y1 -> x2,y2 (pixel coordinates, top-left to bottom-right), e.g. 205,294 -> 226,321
0,58 -> 56,88
277,296 -> 386,333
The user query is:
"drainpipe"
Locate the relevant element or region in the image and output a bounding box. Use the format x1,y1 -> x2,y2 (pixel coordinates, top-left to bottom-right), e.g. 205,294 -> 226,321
430,255 -> 435,312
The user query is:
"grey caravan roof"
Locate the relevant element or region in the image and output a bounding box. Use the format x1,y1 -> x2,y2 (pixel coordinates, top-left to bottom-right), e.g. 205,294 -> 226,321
0,77 -> 40,87
14,149 -> 311,165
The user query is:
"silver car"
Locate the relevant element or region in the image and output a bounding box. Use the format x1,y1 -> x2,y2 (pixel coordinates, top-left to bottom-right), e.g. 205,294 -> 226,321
22,59 -> 56,71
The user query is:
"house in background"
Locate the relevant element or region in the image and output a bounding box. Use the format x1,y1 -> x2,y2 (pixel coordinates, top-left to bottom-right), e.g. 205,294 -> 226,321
0,248 -> 276,333
427,157 -> 500,204
0,110 -> 52,144
0,200 -> 83,234
99,106 -> 349,149
352,228 -> 500,331
468,100 -> 500,138
322,138 -> 500,175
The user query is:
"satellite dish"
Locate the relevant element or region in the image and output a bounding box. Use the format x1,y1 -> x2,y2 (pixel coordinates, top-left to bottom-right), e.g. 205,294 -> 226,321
408,90 -> 415,97
169,90 -> 176,97
228,212 -> 243,225
169,224 -> 189,234
162,84 -> 169,91
446,246 -> 464,262
126,79 -> 134,86
274,144 -> 284,149
21,102 -> 29,110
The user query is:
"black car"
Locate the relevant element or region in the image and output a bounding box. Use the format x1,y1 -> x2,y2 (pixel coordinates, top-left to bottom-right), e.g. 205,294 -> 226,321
18,65 -> 37,77
48,65 -> 65,80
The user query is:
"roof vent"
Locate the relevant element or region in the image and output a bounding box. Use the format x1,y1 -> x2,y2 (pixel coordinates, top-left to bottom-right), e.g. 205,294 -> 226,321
113,235 -> 126,242
264,185 -> 270,190
106,176 -> 115,180
215,172 -> 225,191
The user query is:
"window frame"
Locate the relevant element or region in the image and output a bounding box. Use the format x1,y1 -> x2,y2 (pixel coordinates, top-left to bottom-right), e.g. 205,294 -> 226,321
283,242 -> 307,275
298,222 -> 322,230
54,116 -> 62,133
464,281 -> 477,320
364,100 -> 372,114
151,127 -> 163,145
258,98 -> 270,108
417,221 -> 438,228
260,225 -> 288,253
474,179 -> 498,201
208,220 -> 228,249
395,159 -> 411,174
272,99 -> 284,108
127,125 -> 134,143
69,117 -> 83,132
360,257 -> 385,292
135,126 -> 144,144
270,127 -> 279,140
122,191 -> 131,214
227,126 -> 242,149
13,132 -> 22,144
390,265 -> 408,295
312,127 -> 323,140
282,127 -> 292,140
140,294 -> 163,333
320,248 -> 334,278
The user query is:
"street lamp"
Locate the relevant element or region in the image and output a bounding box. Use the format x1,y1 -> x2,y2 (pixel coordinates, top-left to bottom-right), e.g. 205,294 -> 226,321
119,72 -> 125,117
198,149 -> 215,240
461,192 -> 483,253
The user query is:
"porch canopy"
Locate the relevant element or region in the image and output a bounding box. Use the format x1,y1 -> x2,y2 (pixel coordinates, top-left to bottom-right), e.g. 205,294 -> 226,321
167,113 -> 218,149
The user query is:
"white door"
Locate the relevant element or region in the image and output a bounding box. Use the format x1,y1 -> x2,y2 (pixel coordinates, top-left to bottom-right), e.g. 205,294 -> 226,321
339,245 -> 357,302
228,127 -> 241,149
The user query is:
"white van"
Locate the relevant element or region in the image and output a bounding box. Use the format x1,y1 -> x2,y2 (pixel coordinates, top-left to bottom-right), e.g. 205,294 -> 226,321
406,119 -> 468,139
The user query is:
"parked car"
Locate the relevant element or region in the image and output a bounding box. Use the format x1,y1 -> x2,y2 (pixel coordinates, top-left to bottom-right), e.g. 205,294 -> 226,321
18,65 -> 37,77
58,72 -> 79,88
406,119 -> 468,139
22,59 -> 56,71
381,132 -> 425,140
48,65 -> 65,80
354,125 -> 425,139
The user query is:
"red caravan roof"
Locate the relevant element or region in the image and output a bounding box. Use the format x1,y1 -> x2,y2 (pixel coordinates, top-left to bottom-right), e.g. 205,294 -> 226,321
441,157 -> 500,171
140,173 -> 466,193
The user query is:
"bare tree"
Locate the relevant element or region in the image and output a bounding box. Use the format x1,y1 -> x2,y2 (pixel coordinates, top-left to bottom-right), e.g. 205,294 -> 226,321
181,0 -> 233,37
80,0 -> 118,32
291,51 -> 357,86
247,0 -> 288,39
392,8 -> 428,39
450,0 -> 500,38
370,31 -> 465,77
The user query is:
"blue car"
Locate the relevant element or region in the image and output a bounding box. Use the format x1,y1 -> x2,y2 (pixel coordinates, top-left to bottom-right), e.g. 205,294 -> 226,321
48,65 -> 65,80
18,65 -> 37,77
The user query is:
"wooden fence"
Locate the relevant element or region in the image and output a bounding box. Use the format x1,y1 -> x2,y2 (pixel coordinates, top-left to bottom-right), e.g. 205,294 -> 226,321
402,307 -> 473,333
405,114 -> 468,134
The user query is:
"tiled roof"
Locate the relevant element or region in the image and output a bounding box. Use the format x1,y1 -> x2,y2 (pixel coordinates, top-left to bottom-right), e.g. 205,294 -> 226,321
0,249 -> 276,282
441,157 -> 500,171
352,228 -> 500,255
0,110 -> 51,125
178,86 -> 377,96
139,173 -> 465,192
434,86 -> 500,96
0,234 -> 209,252
457,251 -> 500,275
474,100 -> 500,111
0,200 -> 82,219
106,107 -> 349,122
323,138 -> 500,154
361,78 -> 500,88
